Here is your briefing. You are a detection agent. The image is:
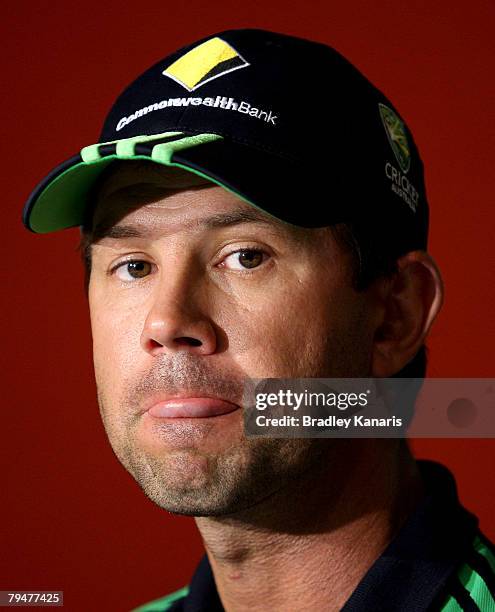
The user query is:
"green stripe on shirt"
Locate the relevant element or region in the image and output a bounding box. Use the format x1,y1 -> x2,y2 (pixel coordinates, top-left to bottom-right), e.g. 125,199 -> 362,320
131,586 -> 189,612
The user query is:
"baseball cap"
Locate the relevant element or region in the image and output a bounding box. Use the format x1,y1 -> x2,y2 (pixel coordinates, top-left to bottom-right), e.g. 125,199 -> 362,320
22,28 -> 429,250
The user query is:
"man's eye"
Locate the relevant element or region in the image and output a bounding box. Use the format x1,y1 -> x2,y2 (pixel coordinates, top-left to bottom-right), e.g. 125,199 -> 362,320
222,249 -> 266,271
114,260 -> 152,281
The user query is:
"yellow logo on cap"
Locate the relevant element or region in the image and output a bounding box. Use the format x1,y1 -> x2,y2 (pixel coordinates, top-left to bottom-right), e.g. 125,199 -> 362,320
162,37 -> 250,91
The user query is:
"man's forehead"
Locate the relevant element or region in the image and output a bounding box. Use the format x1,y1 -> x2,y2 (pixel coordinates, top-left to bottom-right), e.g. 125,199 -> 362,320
95,161 -> 211,201
90,160 -> 293,237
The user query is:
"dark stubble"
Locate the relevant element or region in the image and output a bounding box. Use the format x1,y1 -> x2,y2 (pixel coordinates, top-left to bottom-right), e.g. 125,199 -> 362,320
96,352 -> 331,517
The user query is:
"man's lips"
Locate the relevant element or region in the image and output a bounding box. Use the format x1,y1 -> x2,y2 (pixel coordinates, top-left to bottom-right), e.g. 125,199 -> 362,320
146,397 -> 240,419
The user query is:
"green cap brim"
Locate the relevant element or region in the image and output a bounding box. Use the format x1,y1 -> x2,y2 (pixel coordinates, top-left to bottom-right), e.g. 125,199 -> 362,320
23,131 -> 255,233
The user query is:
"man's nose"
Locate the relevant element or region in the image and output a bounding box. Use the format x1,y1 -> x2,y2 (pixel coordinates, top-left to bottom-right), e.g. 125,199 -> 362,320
140,266 -> 217,356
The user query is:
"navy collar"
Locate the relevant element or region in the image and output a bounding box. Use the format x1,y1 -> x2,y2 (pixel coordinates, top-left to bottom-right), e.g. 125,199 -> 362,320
179,460 -> 479,612
341,460 -> 478,611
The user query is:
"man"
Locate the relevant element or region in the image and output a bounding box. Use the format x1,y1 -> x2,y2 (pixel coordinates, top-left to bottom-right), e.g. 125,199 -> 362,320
23,29 -> 495,611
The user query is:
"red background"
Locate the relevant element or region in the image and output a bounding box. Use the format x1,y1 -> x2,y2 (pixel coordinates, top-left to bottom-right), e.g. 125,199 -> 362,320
3,1 -> 494,610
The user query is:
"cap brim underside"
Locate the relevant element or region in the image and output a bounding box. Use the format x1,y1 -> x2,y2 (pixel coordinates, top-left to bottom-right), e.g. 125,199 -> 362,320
23,131 -> 322,234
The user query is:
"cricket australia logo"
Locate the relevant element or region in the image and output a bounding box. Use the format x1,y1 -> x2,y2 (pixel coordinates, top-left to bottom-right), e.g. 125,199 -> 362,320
162,37 -> 250,91
379,103 -> 411,173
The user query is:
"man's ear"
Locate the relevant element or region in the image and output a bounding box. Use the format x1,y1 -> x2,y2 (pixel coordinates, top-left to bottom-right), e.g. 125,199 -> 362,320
371,251 -> 444,377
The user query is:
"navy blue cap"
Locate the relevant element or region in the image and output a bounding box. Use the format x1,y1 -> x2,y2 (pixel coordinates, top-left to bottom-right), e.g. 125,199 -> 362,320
22,28 -> 428,250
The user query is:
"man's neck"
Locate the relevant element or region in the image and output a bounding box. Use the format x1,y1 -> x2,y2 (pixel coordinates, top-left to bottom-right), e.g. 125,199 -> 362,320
195,440 -> 425,612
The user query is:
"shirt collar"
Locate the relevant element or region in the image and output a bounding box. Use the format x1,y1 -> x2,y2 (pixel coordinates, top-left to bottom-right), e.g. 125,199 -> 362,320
181,460 -> 479,612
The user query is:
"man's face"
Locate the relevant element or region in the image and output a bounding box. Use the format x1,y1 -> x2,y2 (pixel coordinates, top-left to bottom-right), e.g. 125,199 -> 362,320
88,163 -> 377,516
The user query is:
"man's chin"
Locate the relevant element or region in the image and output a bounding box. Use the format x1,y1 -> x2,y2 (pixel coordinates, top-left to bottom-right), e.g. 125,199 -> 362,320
112,428 -> 329,518
121,447 -> 248,516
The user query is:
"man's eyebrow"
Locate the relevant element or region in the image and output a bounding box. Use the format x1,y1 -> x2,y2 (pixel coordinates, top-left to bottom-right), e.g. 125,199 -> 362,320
95,208 -> 285,240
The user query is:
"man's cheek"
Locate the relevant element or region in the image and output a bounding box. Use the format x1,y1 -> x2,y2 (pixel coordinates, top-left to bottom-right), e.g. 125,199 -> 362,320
92,309 -> 145,384
233,304 -> 314,375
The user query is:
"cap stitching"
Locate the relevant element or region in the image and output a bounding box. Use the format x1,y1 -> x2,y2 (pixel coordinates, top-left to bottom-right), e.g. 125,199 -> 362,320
175,124 -> 299,162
